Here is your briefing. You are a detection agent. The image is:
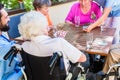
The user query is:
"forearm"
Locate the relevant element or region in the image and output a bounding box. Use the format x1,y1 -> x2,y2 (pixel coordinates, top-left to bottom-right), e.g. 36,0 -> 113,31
87,7 -> 111,32
65,20 -> 73,25
78,53 -> 86,62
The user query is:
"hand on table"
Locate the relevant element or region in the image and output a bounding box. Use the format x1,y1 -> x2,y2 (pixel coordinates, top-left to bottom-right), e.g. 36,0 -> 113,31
83,25 -> 93,32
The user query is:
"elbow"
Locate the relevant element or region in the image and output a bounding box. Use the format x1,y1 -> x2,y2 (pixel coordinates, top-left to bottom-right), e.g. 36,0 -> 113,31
78,54 -> 87,62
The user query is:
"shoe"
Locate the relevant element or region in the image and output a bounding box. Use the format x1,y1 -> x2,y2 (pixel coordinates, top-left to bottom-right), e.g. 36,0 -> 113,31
97,71 -> 105,75
96,71 -> 106,80
96,74 -> 103,80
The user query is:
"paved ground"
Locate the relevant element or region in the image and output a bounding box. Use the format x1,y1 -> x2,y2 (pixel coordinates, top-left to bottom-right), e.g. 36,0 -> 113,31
49,1 -> 77,25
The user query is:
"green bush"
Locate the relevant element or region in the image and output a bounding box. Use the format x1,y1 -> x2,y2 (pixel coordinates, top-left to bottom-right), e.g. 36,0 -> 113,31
0,0 -> 19,10
0,0 -> 33,11
23,0 -> 34,11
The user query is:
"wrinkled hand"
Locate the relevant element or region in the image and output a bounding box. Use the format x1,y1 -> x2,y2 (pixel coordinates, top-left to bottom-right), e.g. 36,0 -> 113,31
54,30 -> 67,38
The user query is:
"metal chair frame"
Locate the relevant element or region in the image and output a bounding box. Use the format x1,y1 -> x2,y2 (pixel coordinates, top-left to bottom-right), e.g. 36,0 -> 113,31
103,63 -> 120,80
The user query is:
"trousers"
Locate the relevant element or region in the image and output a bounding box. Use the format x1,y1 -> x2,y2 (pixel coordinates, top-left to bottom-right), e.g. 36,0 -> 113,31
103,44 -> 120,73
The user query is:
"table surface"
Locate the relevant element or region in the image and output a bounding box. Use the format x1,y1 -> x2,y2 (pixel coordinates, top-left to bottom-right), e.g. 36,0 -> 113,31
61,23 -> 116,56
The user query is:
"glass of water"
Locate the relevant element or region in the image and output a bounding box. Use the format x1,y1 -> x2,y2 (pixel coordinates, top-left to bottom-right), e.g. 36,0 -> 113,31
86,33 -> 93,49
100,22 -> 105,32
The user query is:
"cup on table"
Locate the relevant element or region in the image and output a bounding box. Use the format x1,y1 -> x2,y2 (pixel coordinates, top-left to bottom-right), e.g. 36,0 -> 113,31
86,32 -> 93,49
82,25 -> 88,31
100,25 -> 105,32
100,22 -> 105,32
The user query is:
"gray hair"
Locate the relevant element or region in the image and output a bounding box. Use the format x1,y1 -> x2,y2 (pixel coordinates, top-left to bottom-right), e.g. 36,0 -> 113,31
33,0 -> 51,10
18,11 -> 48,40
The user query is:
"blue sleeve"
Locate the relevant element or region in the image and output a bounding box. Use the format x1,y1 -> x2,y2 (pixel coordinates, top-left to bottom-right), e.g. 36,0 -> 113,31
93,0 -> 105,7
105,0 -> 114,8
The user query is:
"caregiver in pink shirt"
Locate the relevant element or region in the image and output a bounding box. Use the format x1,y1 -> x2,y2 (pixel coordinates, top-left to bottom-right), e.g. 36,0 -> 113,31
65,0 -> 102,26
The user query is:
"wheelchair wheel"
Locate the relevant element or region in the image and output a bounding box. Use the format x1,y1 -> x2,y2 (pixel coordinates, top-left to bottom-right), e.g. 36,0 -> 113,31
104,67 -> 120,80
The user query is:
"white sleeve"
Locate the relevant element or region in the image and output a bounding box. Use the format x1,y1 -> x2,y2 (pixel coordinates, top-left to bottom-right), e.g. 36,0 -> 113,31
59,38 -> 83,63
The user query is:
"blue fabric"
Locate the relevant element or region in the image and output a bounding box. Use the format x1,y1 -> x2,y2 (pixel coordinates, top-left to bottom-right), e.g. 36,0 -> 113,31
2,70 -> 22,80
0,34 -> 22,80
8,13 -> 25,38
94,0 -> 120,17
0,33 -> 15,48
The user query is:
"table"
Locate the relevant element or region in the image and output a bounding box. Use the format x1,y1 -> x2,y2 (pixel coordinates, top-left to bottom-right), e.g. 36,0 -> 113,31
61,23 -> 116,56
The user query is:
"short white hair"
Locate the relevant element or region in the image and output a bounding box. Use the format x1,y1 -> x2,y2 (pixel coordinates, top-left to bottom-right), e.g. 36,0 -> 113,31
18,11 -> 48,40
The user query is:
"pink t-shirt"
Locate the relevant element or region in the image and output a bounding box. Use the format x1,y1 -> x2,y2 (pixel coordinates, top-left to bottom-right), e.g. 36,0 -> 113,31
65,2 -> 102,25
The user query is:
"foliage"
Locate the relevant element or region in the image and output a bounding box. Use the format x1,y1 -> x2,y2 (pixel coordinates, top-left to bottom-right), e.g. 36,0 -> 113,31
0,0 -> 19,10
23,0 -> 34,11
0,0 -> 34,11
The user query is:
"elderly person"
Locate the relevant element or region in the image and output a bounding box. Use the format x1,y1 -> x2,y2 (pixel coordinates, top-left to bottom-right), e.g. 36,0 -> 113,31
86,0 -> 120,44
65,0 -> 102,26
33,0 -> 53,28
18,11 -> 86,80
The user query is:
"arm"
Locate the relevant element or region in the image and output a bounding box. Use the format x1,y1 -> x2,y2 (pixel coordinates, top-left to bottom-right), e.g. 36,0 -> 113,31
65,20 -> 74,26
65,3 -> 77,25
77,53 -> 86,62
86,7 -> 112,32
60,38 -> 87,63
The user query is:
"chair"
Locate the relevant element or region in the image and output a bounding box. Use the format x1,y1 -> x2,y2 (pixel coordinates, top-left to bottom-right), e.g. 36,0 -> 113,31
21,50 -> 85,80
8,13 -> 24,39
20,50 -> 53,80
103,63 -> 120,80
8,13 -> 25,39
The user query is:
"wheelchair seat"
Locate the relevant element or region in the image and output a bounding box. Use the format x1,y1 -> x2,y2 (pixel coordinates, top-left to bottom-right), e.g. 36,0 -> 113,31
20,50 -> 52,80
21,50 -> 85,80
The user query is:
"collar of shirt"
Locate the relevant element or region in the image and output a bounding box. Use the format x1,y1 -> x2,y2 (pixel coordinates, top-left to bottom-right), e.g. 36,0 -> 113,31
32,35 -> 51,42
0,33 -> 15,47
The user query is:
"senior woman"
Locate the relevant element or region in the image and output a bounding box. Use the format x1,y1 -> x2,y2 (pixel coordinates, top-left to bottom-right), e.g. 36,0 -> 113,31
65,0 -> 102,26
18,11 -> 86,80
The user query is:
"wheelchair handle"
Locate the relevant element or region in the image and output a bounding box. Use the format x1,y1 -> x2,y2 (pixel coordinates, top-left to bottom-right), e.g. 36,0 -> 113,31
3,46 -> 17,60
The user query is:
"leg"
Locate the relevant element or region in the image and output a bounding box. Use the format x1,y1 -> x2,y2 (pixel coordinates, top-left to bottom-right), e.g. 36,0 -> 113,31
103,44 -> 120,74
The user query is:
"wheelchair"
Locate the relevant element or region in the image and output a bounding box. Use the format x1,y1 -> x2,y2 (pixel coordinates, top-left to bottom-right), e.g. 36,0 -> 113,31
20,49 -> 86,80
0,45 -> 86,80
49,51 -> 86,80
0,45 -> 25,80
103,63 -> 120,80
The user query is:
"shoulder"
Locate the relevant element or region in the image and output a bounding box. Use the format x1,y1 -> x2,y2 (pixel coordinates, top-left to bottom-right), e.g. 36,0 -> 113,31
71,2 -> 80,8
91,1 -> 100,7
22,41 -> 32,49
91,1 -> 101,10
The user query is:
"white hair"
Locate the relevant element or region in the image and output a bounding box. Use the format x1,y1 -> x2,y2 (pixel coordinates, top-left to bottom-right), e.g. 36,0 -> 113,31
18,11 -> 48,40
